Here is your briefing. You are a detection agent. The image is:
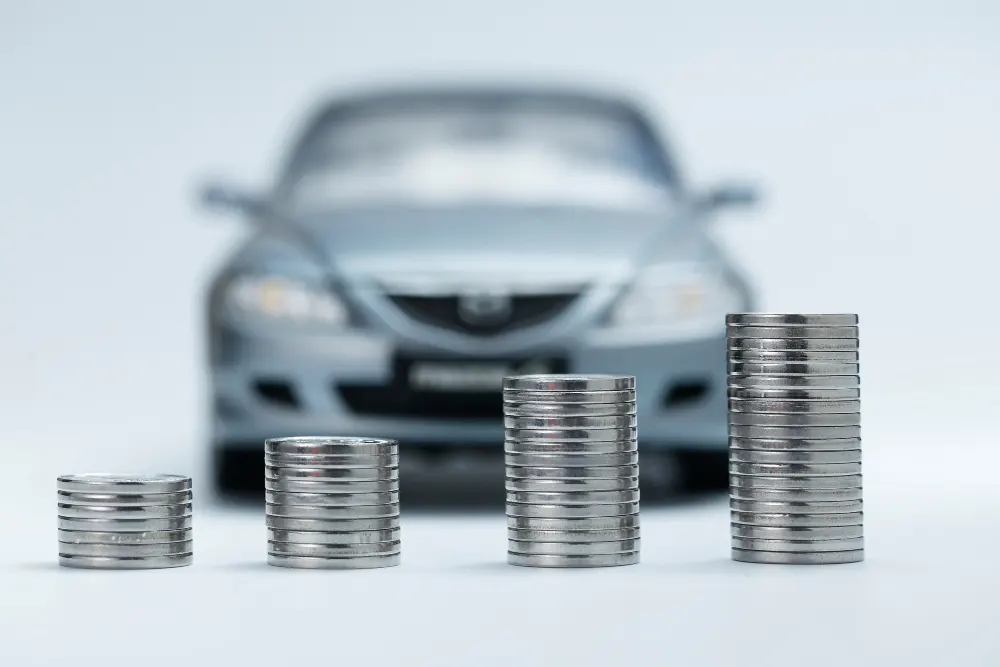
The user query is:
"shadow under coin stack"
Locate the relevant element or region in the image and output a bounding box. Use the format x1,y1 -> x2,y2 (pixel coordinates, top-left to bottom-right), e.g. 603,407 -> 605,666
265,436 -> 401,569
727,314 -> 863,564
57,474 -> 193,569
504,374 -> 640,568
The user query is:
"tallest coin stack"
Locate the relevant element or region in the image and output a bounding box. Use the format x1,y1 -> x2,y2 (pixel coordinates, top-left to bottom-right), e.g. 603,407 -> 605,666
727,314 -> 863,564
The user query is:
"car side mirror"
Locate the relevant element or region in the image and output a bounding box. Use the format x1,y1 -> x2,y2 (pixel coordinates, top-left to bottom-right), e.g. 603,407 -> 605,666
199,180 -> 269,217
697,183 -> 760,211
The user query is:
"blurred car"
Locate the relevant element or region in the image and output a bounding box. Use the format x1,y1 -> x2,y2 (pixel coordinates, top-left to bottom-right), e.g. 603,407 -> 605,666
200,84 -> 758,493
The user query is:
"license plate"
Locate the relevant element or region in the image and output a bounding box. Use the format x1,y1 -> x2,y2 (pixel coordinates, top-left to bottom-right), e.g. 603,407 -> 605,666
403,357 -> 563,392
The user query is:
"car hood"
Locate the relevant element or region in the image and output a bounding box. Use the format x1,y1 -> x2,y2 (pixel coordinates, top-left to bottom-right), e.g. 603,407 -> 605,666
285,206 -> 683,284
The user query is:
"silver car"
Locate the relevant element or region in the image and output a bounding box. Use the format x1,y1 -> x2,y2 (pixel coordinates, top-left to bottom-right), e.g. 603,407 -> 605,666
201,85 -> 758,493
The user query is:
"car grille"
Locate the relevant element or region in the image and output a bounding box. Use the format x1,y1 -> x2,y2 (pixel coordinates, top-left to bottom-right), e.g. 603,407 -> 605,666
387,293 -> 579,335
336,352 -> 569,419
337,385 -> 503,419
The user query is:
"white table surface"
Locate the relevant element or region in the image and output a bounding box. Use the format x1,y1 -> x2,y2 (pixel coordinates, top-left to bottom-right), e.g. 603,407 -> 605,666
1,443 -> 996,667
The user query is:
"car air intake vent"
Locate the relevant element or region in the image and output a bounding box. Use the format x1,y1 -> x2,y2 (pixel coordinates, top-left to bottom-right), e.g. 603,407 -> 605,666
388,293 -> 579,335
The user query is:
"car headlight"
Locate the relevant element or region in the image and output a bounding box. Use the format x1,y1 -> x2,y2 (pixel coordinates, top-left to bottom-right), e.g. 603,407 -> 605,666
225,274 -> 348,325
607,269 -> 742,328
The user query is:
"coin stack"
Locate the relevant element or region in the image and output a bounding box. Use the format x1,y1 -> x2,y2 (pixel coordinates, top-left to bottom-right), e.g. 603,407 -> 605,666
504,374 -> 640,568
727,313 -> 863,564
265,436 -> 400,569
57,473 -> 193,569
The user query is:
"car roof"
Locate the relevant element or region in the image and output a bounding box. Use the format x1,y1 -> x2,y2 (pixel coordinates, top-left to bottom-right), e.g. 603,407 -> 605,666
275,83 -> 683,191
305,83 -> 653,119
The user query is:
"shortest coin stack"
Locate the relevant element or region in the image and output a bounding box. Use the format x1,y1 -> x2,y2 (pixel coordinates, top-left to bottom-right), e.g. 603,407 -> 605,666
265,436 -> 401,569
57,473 -> 193,569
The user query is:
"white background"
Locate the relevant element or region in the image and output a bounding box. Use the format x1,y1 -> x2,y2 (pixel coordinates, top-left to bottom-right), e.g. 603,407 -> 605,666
0,2 -> 998,664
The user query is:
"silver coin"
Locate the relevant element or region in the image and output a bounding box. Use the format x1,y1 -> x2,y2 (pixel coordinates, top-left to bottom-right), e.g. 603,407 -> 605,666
502,389 -> 636,404
264,491 -> 399,507
505,477 -> 639,492
729,436 -> 862,451
730,425 -> 862,439
732,536 -> 864,552
508,538 -> 640,556
56,473 -> 191,494
56,490 -> 192,506
729,398 -> 861,414
730,486 -> 863,501
505,414 -> 637,430
58,553 -> 192,569
729,412 -> 861,427
267,528 -> 400,545
267,553 -> 400,569
729,361 -> 859,376
731,524 -> 863,540
729,349 -> 859,363
726,336 -> 861,352
729,375 -> 860,390
505,427 -> 637,443
507,514 -> 640,531
265,453 -> 399,468
732,549 -> 863,564
731,510 -> 863,527
730,461 -> 862,476
57,503 -> 192,519
507,551 -> 639,568
725,325 -> 858,339
730,498 -> 863,513
503,375 -> 635,391
57,528 -> 192,545
265,503 -> 400,521
730,449 -> 861,464
507,489 -> 640,505
267,540 -> 401,558
503,402 -> 636,417
730,473 -> 862,489
264,478 -> 400,494
57,516 -> 193,532
506,452 -> 638,467
508,527 -> 641,542
728,386 -> 861,400
506,464 -> 639,479
728,337 -> 859,352
264,465 -> 398,480
265,515 -> 400,531
507,502 -> 640,518
505,440 -> 637,455
727,314 -> 859,327
265,437 -> 398,456
59,540 -> 194,558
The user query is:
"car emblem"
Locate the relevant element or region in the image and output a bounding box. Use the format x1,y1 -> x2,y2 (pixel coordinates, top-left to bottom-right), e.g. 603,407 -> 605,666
457,290 -> 513,326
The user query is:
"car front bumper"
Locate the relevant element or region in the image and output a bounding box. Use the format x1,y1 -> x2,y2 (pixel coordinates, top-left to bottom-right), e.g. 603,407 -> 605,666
211,325 -> 728,452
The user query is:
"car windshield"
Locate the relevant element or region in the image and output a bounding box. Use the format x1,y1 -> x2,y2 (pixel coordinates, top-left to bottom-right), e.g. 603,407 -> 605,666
282,104 -> 675,212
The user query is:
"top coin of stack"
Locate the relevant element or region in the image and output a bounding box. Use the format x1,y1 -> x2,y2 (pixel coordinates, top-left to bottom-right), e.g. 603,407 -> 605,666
726,314 -> 863,565
265,436 -> 401,569
504,374 -> 640,568
57,473 -> 193,569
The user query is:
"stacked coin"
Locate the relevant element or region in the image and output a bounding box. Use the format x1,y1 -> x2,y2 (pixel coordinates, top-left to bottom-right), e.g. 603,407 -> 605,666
727,314 -> 863,564
57,473 -> 193,569
504,374 -> 640,568
265,436 -> 400,569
